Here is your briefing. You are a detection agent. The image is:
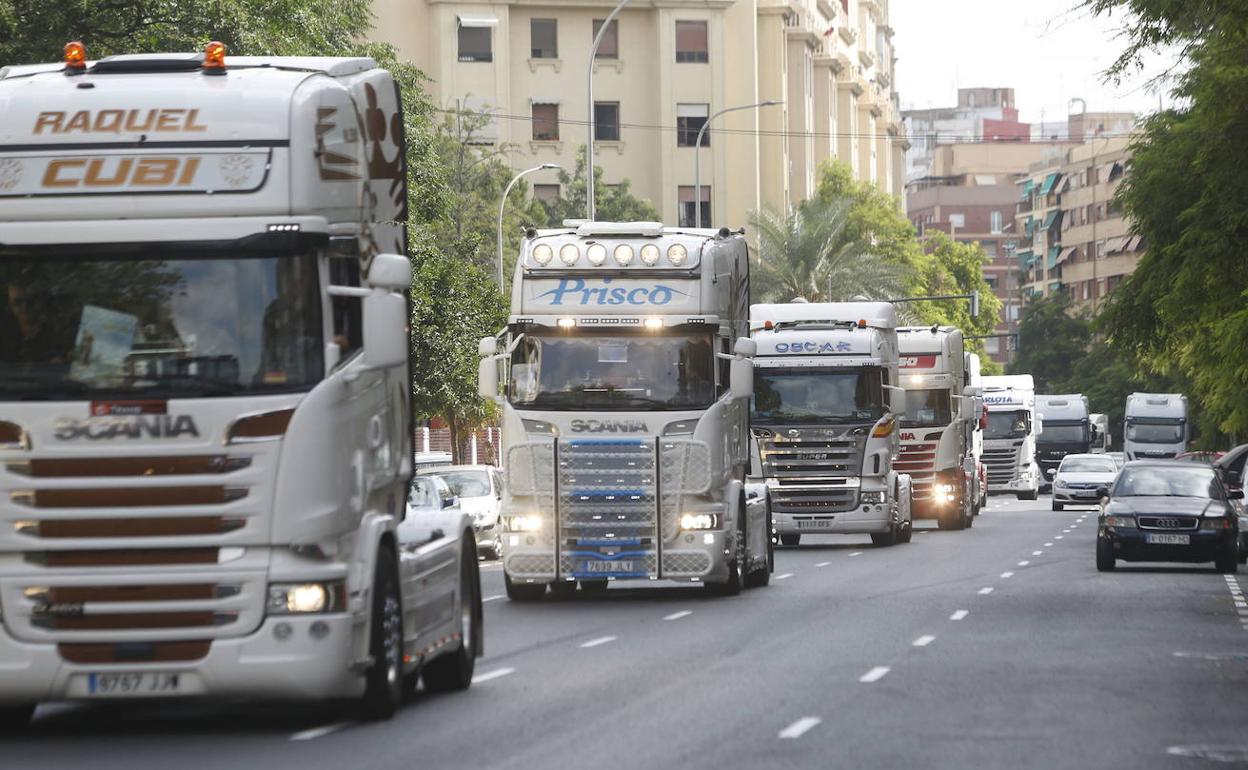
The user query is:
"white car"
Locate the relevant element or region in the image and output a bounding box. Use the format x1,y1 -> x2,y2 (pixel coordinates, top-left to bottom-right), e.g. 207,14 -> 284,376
1049,453 -> 1119,510
418,465 -> 504,558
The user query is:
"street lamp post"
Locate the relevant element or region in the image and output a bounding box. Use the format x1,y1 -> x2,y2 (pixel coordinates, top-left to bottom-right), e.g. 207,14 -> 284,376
498,163 -> 562,291
693,100 -> 782,228
586,0 -> 631,222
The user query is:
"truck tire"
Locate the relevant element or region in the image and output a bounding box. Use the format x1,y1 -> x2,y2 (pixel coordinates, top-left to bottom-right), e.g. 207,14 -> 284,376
745,510 -> 773,589
870,524 -> 898,547
423,535 -> 481,692
504,573 -> 546,602
706,508 -> 745,596
937,511 -> 965,530
898,521 -> 913,543
0,704 -> 34,734
779,534 -> 801,547
1018,489 -> 1039,501
1096,538 -> 1116,572
359,546 -> 404,720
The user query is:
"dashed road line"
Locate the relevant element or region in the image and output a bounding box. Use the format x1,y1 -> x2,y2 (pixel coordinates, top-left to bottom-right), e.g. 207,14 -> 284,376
664,610 -> 693,621
291,722 -> 354,742
1044,542 -> 1054,547
776,573 -> 794,580
1018,560 -> 1030,567
471,667 -> 516,684
859,666 -> 891,683
849,552 -> 863,557
978,587 -> 995,595
580,636 -> 617,649
778,717 -> 822,739
1000,571 -> 1014,579
816,561 -> 832,568
1032,551 -> 1044,556
950,610 -> 969,621
1055,536 -> 1064,540
913,635 -> 936,647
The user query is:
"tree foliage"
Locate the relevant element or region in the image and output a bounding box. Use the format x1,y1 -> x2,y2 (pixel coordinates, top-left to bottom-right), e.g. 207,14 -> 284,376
1008,294 -> 1093,393
539,146 -> 660,226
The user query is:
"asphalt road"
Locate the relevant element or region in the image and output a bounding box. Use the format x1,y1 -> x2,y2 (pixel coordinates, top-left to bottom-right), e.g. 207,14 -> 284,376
13,494 -> 1248,769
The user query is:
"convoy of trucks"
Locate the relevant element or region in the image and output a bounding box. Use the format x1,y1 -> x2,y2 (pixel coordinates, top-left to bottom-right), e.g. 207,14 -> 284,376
749,301 -> 913,547
1035,394 -> 1094,489
980,375 -> 1042,500
1124,393 -> 1190,460
0,50 -> 483,728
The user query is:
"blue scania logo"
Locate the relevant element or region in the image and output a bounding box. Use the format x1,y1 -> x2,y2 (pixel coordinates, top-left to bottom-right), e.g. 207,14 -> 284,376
537,277 -> 690,306
774,341 -> 852,353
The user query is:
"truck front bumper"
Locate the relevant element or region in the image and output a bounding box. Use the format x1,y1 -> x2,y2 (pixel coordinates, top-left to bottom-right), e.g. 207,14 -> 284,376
503,531 -> 731,583
0,614 -> 362,705
773,505 -> 892,536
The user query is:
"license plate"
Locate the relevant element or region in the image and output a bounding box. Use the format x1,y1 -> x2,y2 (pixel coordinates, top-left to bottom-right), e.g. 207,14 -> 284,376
1146,533 -> 1191,545
581,560 -> 634,574
87,672 -> 181,696
1073,490 -> 1096,498
796,519 -> 833,529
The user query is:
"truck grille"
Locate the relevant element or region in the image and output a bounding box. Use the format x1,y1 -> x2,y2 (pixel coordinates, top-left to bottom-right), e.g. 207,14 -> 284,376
896,443 -> 937,500
983,444 -> 1021,484
759,430 -> 864,514
557,439 -> 658,579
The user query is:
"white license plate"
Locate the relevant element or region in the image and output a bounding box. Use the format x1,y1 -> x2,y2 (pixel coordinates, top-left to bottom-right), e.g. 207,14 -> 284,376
87,672 -> 181,696
582,560 -> 634,573
1073,490 -> 1097,498
1146,533 -> 1191,545
796,520 -> 833,529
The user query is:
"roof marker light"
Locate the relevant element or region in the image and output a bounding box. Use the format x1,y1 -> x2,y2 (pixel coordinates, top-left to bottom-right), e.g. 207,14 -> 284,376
643,318 -> 663,330
667,243 -> 688,266
858,319 -> 867,328
559,244 -> 580,266
557,318 -> 576,329
587,243 -> 607,266
763,320 -> 774,330
203,41 -> 228,74
640,244 -> 660,266
613,244 -> 635,266
532,243 -> 554,265
63,41 -> 87,73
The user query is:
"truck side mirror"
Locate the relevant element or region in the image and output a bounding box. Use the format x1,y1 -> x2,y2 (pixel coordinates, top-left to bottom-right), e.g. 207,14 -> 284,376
958,396 -> 975,421
478,337 -> 499,401
885,385 -> 906,415
367,253 -> 412,291
361,290 -> 409,370
730,336 -> 754,400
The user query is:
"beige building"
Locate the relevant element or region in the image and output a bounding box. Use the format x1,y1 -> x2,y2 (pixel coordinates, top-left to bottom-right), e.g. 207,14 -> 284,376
1014,135 -> 1143,314
370,0 -> 906,229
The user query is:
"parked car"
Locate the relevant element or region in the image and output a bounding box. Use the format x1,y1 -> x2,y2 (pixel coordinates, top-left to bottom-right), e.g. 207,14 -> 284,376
1049,453 -> 1119,511
1096,461 -> 1243,573
418,465 -> 504,559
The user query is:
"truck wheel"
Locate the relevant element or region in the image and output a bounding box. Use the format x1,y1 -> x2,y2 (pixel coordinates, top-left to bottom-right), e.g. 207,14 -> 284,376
937,512 -> 964,531
1052,501 -> 1064,511
745,514 -> 773,589
423,536 -> 481,692
359,546 -> 404,720
0,704 -> 34,734
964,502 -> 974,529
1096,538 -> 1116,572
870,524 -> 898,547
504,573 -> 546,602
1018,489 -> 1039,501
706,512 -> 745,597
898,521 -> 913,543
1215,543 -> 1239,575
779,534 -> 801,547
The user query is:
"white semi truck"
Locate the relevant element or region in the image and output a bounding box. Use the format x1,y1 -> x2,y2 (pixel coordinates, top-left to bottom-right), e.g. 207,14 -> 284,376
1124,393 -> 1189,460
981,375 -> 1041,500
1035,393 -> 1094,488
478,222 -> 771,599
749,301 -> 913,547
965,352 -> 987,515
0,47 -> 482,729
1089,413 -> 1111,453
896,327 -> 978,530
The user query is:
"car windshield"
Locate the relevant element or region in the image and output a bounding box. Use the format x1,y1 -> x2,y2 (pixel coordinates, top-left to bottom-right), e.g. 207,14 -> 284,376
1113,466 -> 1223,499
985,410 -> 1030,439
1038,422 -> 1088,444
752,367 -> 885,424
901,388 -> 952,427
432,470 -> 492,498
408,478 -> 442,510
509,331 -> 715,410
1060,458 -> 1117,474
0,242 -> 323,399
1127,421 -> 1184,443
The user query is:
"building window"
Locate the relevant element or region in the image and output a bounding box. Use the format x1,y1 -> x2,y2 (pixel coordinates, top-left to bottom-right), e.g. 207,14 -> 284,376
675,21 -> 709,63
458,25 -> 492,62
531,19 -> 557,59
594,102 -> 620,141
984,337 -> 1001,354
678,185 -> 711,228
533,183 -> 560,203
948,213 -> 965,229
985,274 -> 999,289
990,210 -> 1003,233
677,104 -> 710,147
592,19 -> 619,59
532,103 -> 559,141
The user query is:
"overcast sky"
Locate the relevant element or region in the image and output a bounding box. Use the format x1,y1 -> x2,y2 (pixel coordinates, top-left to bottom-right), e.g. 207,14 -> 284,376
890,0 -> 1175,123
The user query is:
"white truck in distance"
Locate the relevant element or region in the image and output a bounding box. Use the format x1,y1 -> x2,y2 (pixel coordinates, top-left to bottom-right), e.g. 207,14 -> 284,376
965,352 -> 987,514
896,326 -> 979,530
0,49 -> 482,729
1035,393 -> 1094,488
479,222 -> 771,599
1124,393 -> 1189,460
980,375 -> 1041,500
1090,413 -> 1111,453
749,301 -> 913,547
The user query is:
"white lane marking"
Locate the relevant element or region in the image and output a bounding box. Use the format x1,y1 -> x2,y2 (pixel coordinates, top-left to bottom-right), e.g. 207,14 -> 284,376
483,594 -> 504,603
816,561 -> 832,568
978,587 -> 995,595
471,667 -> 516,684
1018,560 -> 1030,567
778,717 -> 822,739
776,573 -> 794,580
849,552 -> 863,557
1000,571 -> 1014,579
859,666 -> 891,683
1044,542 -> 1054,547
950,610 -> 969,621
1055,536 -> 1064,540
291,721 -> 354,742
1032,551 -> 1044,556
913,635 -> 936,647
664,610 -> 693,621
580,635 -> 617,649
1070,525 -> 1078,529
1063,529 -> 1071,533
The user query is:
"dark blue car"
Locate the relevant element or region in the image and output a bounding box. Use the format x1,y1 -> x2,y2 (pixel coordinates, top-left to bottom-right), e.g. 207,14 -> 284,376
1096,461 -> 1243,573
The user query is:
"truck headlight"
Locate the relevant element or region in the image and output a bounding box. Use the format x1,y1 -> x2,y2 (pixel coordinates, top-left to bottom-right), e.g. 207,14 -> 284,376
507,514 -> 543,532
680,513 -> 720,531
860,491 -> 886,504
267,582 -> 344,614
935,483 -> 957,503
1103,515 -> 1136,529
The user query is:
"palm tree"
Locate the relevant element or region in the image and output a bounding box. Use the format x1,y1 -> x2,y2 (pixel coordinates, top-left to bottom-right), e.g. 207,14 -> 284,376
749,197 -> 912,304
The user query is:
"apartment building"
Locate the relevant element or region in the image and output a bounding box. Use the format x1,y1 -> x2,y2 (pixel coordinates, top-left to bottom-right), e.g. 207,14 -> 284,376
1015,135 -> 1142,314
903,87 -> 1030,184
369,0 -> 906,229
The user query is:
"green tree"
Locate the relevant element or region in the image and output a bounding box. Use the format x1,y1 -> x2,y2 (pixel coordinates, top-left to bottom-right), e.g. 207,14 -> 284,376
540,146 -> 660,225
1008,294 -> 1092,392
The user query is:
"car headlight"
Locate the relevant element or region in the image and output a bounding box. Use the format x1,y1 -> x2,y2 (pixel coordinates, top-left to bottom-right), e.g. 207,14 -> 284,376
1103,515 -> 1136,529
507,514 -> 543,532
267,582 -> 344,615
1054,479 -> 1068,488
860,491 -> 886,504
679,513 -> 720,531
1201,517 -> 1234,530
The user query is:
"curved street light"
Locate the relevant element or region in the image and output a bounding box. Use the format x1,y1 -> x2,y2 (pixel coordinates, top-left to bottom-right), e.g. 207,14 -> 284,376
693,100 -> 783,228
498,163 -> 562,291
586,0 -> 631,221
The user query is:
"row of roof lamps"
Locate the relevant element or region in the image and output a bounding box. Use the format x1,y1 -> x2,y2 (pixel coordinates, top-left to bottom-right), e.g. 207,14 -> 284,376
531,242 -> 691,267
63,41 -> 228,73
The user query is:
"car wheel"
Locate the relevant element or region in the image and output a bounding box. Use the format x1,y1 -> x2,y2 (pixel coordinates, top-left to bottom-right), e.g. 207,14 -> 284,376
779,534 -> 801,547
358,547 -> 403,720
0,704 -> 35,735
423,536 -> 481,692
1052,501 -> 1064,511
504,573 -> 546,602
1096,538 -> 1115,572
1216,543 -> 1239,575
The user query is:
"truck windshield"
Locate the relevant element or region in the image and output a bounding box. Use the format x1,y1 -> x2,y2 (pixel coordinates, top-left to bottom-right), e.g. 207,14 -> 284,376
1038,422 -> 1089,444
752,367 -> 884,424
901,389 -> 952,427
0,244 -> 323,400
985,410 -> 1030,439
508,331 -> 715,410
1127,421 -> 1184,443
